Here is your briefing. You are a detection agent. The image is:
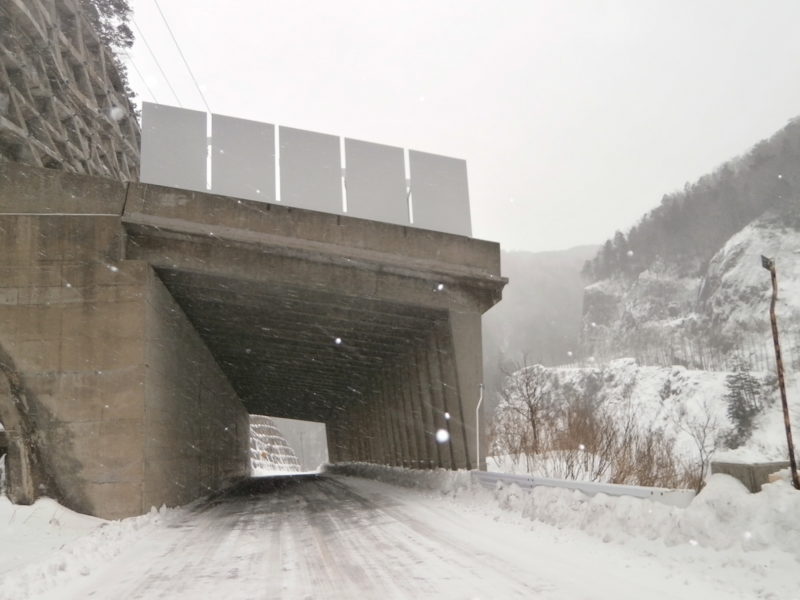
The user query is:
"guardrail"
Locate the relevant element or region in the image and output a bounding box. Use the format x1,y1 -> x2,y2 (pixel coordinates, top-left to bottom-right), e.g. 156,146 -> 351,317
472,471 -> 696,508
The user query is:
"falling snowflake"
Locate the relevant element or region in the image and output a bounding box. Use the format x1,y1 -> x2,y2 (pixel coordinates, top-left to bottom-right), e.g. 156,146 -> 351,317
334,337 -> 342,345
444,412 -> 451,420
435,429 -> 450,443
626,250 -> 634,257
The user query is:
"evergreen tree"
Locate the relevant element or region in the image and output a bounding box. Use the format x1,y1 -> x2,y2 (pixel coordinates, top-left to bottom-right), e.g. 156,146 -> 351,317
723,357 -> 764,448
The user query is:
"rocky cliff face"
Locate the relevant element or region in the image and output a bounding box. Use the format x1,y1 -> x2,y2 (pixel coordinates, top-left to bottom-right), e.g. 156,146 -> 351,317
582,208 -> 800,372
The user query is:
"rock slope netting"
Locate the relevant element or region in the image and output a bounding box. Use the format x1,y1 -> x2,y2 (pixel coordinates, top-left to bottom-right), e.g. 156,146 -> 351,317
0,0 -> 140,180
249,415 -> 301,474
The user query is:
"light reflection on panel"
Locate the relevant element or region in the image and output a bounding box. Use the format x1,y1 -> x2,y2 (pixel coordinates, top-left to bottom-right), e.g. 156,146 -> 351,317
409,150 -> 472,236
279,126 -> 341,214
211,114 -> 275,203
344,138 -> 409,226
140,102 -> 207,192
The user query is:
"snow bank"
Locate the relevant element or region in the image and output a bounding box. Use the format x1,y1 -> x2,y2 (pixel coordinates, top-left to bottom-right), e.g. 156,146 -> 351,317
495,474 -> 800,556
0,500 -> 180,600
336,463 -> 800,559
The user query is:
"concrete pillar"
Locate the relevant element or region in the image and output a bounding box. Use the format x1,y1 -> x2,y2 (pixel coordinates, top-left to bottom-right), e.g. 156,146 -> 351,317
390,371 -> 411,467
399,366 -> 420,468
365,394 -> 379,463
447,309 -> 484,470
371,389 -> 388,464
415,347 -> 439,469
382,375 -> 403,466
425,335 -> 454,469
404,359 -> 428,469
436,324 -> 469,469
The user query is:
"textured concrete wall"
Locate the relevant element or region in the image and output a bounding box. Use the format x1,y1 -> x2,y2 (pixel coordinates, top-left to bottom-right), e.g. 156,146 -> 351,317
711,461 -> 791,493
142,270 -> 250,509
0,204 -> 147,517
0,164 -> 248,518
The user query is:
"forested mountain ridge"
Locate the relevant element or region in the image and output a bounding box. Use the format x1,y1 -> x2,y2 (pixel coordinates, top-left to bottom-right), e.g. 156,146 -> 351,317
580,117 -> 800,369
583,116 -> 800,283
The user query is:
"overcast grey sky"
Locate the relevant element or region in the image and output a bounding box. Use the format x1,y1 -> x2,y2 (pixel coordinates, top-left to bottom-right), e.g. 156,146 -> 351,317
126,0 -> 800,253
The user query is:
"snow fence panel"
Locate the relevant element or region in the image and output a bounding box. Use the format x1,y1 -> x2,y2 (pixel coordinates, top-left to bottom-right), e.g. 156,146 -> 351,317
278,126 -> 342,214
211,114 -> 275,203
343,138 -> 409,226
140,102 -> 207,193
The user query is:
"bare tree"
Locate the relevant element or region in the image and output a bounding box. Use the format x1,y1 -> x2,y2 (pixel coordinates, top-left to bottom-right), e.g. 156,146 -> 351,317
675,399 -> 719,492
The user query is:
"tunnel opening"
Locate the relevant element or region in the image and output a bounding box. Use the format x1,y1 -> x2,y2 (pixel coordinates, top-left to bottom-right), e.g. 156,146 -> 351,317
267,416 -> 329,472
155,266 -> 453,469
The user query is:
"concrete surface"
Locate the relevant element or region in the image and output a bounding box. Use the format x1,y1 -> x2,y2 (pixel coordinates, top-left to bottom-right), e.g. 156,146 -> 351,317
711,461 -> 791,493
0,162 -> 505,517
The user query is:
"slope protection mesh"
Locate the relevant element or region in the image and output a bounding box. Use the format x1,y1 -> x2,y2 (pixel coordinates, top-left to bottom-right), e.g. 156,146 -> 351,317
249,415 -> 301,474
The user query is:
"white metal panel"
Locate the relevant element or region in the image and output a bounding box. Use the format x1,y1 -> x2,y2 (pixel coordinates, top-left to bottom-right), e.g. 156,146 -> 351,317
279,126 -> 342,214
344,138 -> 409,226
140,102 -> 207,192
211,114 -> 275,203
409,150 -> 472,236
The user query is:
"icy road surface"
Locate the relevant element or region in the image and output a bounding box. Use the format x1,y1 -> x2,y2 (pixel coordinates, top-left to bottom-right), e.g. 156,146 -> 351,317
33,474 -> 769,599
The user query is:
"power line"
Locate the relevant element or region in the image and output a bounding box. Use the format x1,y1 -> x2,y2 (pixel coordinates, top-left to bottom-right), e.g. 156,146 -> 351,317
132,18 -> 182,107
152,0 -> 212,114
122,51 -> 159,103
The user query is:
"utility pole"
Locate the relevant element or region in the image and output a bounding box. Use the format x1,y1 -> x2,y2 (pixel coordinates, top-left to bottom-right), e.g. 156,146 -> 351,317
761,256 -> 800,490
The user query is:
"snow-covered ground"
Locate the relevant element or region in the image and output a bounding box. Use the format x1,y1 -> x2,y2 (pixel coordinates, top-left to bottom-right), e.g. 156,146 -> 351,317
1,466 -> 797,599
491,357 -> 800,484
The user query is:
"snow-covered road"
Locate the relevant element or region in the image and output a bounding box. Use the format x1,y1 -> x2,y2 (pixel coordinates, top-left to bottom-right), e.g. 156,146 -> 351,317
19,473 -> 782,600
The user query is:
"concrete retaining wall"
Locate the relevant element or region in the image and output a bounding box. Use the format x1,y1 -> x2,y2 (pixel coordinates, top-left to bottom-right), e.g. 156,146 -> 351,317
0,164 -> 249,518
143,270 -> 250,509
711,461 -> 791,493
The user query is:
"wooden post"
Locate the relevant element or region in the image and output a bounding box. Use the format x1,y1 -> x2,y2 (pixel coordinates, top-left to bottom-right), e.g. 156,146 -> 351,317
761,256 -> 800,490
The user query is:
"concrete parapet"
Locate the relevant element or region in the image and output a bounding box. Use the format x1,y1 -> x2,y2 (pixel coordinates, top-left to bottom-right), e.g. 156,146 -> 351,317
711,461 -> 791,493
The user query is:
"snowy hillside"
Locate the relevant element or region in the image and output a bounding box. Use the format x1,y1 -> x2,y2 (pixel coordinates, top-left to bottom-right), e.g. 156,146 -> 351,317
490,358 -> 800,487
584,209 -> 800,370
700,209 -> 800,351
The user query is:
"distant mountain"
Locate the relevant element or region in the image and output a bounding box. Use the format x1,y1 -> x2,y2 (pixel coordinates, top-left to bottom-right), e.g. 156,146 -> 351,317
581,117 -> 800,369
482,245 -> 598,411
582,117 -> 800,285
